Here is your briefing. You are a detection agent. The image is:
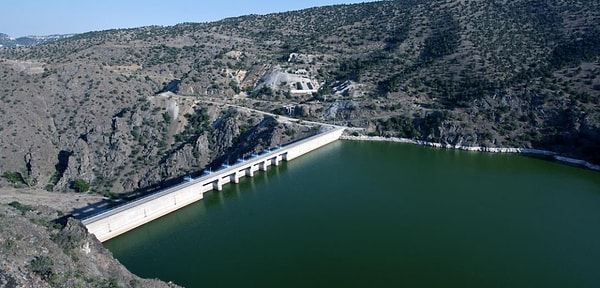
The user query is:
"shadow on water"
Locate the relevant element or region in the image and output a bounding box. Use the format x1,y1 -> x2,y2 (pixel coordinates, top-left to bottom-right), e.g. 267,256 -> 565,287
201,164 -> 284,210
69,162 -> 288,222
104,163 -> 289,253
103,140 -> 600,288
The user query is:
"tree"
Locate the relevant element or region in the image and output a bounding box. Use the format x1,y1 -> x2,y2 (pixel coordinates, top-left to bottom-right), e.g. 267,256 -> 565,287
72,179 -> 90,192
229,80 -> 241,93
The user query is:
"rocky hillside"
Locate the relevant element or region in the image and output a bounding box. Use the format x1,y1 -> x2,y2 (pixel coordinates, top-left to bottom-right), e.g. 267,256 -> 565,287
1,0 -> 599,194
0,202 -> 179,287
0,1 -> 598,287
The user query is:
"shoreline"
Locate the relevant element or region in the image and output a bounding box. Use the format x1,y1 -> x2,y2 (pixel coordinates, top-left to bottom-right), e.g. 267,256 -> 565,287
340,135 -> 600,172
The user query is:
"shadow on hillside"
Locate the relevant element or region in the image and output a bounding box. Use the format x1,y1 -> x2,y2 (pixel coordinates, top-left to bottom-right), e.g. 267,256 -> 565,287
69,175 -> 188,220
67,132 -> 314,221
69,198 -> 119,219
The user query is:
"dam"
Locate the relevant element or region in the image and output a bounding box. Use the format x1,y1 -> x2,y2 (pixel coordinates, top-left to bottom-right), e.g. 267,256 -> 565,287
82,126 -> 345,242
105,140 -> 600,288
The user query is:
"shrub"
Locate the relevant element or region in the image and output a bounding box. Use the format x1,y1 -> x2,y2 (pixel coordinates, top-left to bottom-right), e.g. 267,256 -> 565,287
8,201 -> 34,214
2,171 -> 26,186
71,179 -> 90,193
29,256 -> 54,280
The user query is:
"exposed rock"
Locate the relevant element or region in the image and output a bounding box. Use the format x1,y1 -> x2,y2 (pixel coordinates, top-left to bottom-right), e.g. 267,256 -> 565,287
0,203 -> 180,287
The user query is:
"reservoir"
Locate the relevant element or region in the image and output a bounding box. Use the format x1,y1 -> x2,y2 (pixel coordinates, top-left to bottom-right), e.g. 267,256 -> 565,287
105,140 -> 600,287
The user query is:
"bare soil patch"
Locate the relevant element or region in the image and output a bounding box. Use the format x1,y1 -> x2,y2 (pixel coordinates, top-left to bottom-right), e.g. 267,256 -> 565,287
0,187 -> 105,214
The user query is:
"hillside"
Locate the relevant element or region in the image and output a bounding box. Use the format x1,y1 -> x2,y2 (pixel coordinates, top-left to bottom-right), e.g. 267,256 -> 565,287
0,201 -> 180,287
0,33 -> 74,48
0,0 -> 599,286
1,0 -> 599,195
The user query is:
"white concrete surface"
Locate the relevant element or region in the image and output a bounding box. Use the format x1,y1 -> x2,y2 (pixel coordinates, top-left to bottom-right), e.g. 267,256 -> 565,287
83,127 -> 345,242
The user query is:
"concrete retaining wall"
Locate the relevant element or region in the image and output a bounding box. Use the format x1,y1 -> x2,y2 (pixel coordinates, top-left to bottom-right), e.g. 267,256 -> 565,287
285,127 -> 344,160
83,127 -> 345,242
83,182 -> 205,242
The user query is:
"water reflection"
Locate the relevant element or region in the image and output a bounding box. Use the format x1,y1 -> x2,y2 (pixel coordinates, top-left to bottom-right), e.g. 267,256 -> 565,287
106,141 -> 600,288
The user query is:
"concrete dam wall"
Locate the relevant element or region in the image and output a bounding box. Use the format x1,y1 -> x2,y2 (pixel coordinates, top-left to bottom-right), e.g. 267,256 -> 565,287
82,127 -> 345,242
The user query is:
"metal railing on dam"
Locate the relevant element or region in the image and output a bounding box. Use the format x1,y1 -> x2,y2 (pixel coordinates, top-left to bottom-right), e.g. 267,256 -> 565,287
82,126 -> 345,242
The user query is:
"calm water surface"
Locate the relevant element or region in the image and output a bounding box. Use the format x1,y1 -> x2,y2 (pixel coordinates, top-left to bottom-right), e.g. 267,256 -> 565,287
105,141 -> 600,287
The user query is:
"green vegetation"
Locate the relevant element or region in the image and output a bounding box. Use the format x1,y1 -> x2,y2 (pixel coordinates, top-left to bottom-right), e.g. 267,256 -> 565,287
71,179 -> 90,192
549,29 -> 600,68
162,112 -> 172,124
0,0 -> 598,196
174,107 -> 212,143
420,11 -> 461,61
28,256 -> 54,280
8,201 -> 34,214
378,116 -> 420,138
2,171 -> 27,187
229,80 -> 241,94
0,1 -> 598,285
377,111 -> 449,140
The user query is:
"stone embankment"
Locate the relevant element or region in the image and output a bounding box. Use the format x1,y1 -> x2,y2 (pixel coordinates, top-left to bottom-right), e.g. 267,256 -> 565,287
340,135 -> 600,172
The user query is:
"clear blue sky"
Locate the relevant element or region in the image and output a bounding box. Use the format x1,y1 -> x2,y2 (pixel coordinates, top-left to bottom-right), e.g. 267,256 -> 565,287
2,0 -> 377,37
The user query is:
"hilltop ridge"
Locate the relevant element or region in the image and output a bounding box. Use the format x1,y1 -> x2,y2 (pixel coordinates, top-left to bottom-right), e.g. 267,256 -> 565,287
0,32 -> 74,47
0,0 -> 599,195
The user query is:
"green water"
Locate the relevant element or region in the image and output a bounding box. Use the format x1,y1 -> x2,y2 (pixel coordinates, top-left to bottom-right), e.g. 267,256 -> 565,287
105,141 -> 600,288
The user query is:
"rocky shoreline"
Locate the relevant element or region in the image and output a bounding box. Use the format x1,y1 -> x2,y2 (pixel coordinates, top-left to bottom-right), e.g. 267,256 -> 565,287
340,135 -> 600,172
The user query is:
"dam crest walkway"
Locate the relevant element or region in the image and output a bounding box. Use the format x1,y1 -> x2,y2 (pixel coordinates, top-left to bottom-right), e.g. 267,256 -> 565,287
83,126 -> 345,242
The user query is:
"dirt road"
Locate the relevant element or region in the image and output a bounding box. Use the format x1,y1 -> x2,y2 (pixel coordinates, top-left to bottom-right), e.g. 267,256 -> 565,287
0,187 -> 105,214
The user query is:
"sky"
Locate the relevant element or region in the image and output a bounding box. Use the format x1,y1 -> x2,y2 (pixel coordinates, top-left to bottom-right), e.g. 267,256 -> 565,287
2,0 -> 377,37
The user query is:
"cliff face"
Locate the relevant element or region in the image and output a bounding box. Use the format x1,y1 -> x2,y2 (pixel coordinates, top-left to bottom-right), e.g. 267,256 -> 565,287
0,203 -> 179,287
0,74 -> 314,193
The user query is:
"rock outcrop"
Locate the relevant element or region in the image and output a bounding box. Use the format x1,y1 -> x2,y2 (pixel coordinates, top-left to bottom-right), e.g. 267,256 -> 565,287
0,203 -> 180,287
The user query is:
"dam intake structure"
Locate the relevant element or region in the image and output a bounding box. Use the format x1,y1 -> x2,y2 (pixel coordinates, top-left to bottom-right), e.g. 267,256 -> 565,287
82,127 -> 345,242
